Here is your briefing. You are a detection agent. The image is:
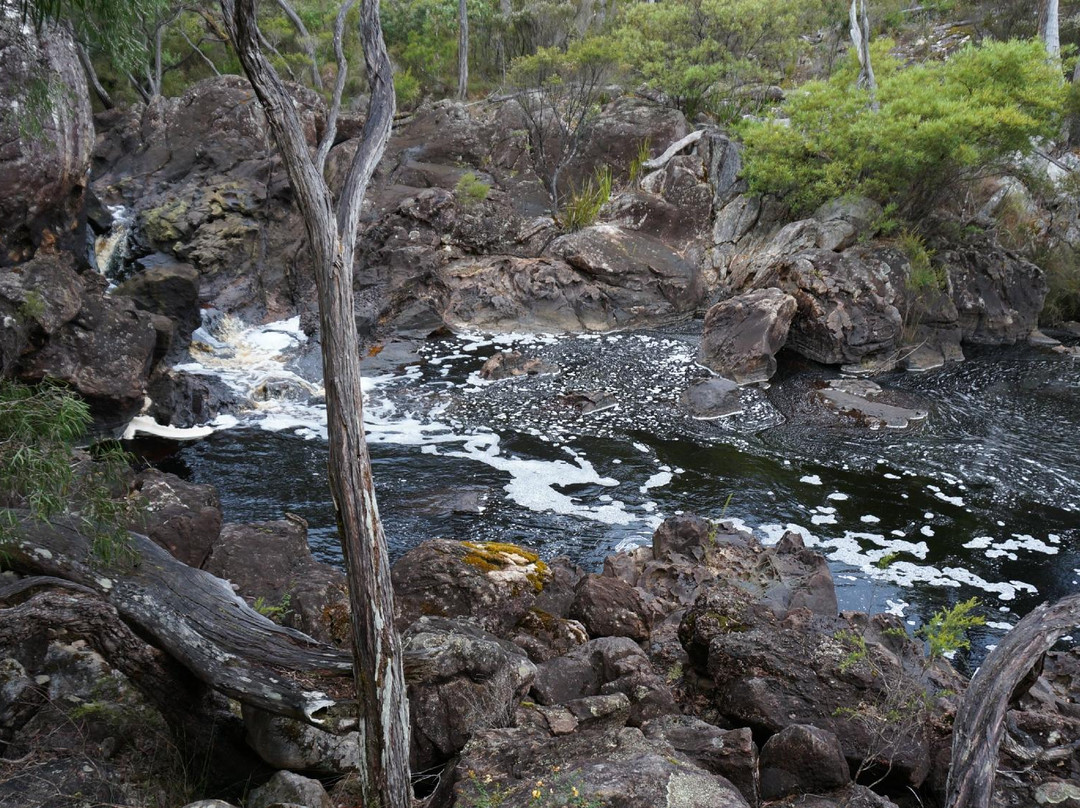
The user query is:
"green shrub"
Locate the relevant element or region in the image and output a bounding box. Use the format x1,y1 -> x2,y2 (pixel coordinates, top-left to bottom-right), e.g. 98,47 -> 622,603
0,379 -> 136,565
740,38 -> 1065,218
394,68 -> 423,110
560,165 -> 611,231
614,0 -> 832,119
627,138 -> 651,185
455,171 -> 491,205
898,230 -> 945,292
1037,245 -> 1080,325
918,597 -> 986,661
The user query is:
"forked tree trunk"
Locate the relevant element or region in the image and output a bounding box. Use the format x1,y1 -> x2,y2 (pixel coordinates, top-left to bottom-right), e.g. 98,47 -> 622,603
222,1 -> 409,806
458,0 -> 468,100
946,593 -> 1080,808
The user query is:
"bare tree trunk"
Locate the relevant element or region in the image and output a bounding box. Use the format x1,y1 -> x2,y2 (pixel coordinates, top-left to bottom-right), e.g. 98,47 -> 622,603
457,0 -> 468,100
274,0 -> 323,89
75,41 -> 113,109
849,0 -> 877,110
222,1 -> 410,806
946,593 -> 1080,808
1039,0 -> 1060,60
497,0 -> 511,77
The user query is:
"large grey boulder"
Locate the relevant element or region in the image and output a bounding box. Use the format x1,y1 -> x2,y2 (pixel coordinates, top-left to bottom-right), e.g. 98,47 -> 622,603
699,288 -> 797,384
642,716 -> 760,807
248,770 -> 332,808
13,265 -> 158,420
0,1 -> 94,265
131,469 -> 222,568
403,616 -> 536,770
391,539 -> 551,637
439,225 -> 704,333
204,519 -> 349,646
759,724 -> 851,800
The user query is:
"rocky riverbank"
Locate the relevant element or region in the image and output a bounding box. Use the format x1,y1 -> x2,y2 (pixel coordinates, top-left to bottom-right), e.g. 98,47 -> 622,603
3,470 -> 1078,807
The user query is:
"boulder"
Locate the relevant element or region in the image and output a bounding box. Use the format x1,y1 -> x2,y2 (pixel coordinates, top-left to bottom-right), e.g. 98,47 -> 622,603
642,716 -> 760,807
686,605 -> 946,788
940,230 -> 1047,344
455,701 -> 750,808
507,608 -> 589,663
248,771 -> 332,808
777,248 -> 904,367
113,255 -> 201,350
146,369 -> 238,429
15,270 -> 158,421
531,637 -> 676,726
204,519 -> 349,646
242,706 -> 359,774
699,288 -> 797,384
571,97 -> 688,186
759,724 -> 850,800
767,785 -> 900,808
439,227 -> 705,333
0,251 -> 85,378
0,2 -> 94,264
92,76 -> 325,323
392,539 -> 550,637
403,617 -> 536,770
131,469 -> 223,568
570,574 -> 651,642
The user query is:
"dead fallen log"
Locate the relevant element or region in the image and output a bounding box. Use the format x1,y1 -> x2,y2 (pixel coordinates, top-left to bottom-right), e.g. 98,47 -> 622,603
946,593 -> 1080,808
641,129 -> 705,172
1,515 -> 353,729
0,585 -> 267,782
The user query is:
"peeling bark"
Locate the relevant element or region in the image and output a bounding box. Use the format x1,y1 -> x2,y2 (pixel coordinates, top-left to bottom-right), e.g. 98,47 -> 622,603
946,593 -> 1080,808
1,517 -> 353,728
221,0 -> 411,805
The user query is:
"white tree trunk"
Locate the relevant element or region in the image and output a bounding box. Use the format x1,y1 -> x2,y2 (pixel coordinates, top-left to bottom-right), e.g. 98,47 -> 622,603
222,1 -> 410,806
1039,0 -> 1060,60
849,0 -> 878,110
458,0 -> 468,100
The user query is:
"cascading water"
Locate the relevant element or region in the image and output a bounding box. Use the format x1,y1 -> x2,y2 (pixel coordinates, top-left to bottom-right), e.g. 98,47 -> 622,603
153,314 -> 1080,664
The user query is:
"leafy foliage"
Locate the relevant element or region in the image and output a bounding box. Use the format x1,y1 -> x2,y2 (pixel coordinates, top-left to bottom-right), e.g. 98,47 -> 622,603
614,0 -> 841,119
740,38 -> 1065,218
455,171 -> 492,205
509,36 -> 620,209
0,379 -> 136,566
918,597 -> 985,661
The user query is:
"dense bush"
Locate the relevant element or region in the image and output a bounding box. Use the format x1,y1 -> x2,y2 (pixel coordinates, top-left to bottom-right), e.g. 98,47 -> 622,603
739,38 -> 1065,218
614,0 -> 841,119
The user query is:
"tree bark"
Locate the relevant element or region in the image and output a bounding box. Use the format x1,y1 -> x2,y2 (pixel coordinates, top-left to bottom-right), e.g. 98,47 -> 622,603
457,0 -> 468,100
945,593 -> 1080,808
849,0 -> 877,110
222,1 -> 410,806
1039,0 -> 1060,60
0,583 -> 265,784
1,516 -> 353,726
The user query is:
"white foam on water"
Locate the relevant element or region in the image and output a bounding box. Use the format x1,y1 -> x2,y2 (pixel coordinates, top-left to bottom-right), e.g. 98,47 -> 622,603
885,599 -> 909,617
827,492 -> 850,501
801,474 -> 823,485
640,471 -> 673,492
860,515 -> 881,524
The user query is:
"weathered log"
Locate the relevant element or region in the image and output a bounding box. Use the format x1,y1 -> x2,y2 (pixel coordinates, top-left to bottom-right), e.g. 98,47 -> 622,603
2,516 -> 353,729
0,585 -> 267,783
641,129 -> 704,172
945,593 -> 1080,808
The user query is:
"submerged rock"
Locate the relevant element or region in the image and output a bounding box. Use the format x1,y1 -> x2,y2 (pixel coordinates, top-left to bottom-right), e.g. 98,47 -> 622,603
812,378 -> 929,430
681,377 -> 743,419
480,350 -> 558,380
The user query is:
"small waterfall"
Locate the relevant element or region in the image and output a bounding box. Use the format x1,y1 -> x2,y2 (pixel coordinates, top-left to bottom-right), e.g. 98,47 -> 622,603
93,205 -> 134,284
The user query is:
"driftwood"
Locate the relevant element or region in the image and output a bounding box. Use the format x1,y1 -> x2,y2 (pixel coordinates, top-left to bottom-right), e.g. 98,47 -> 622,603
0,583 -> 268,780
946,593 -> 1080,808
641,129 -> 704,172
2,516 -> 353,729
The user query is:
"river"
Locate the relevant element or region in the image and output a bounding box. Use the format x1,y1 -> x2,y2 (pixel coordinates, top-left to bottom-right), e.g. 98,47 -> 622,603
152,314 -> 1080,666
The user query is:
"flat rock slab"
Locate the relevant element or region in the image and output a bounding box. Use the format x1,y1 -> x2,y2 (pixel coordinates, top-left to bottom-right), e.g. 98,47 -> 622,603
813,379 -> 928,430
681,378 -> 743,419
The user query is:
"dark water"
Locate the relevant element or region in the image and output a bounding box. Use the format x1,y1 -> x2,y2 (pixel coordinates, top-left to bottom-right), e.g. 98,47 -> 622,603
159,324 -> 1080,661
